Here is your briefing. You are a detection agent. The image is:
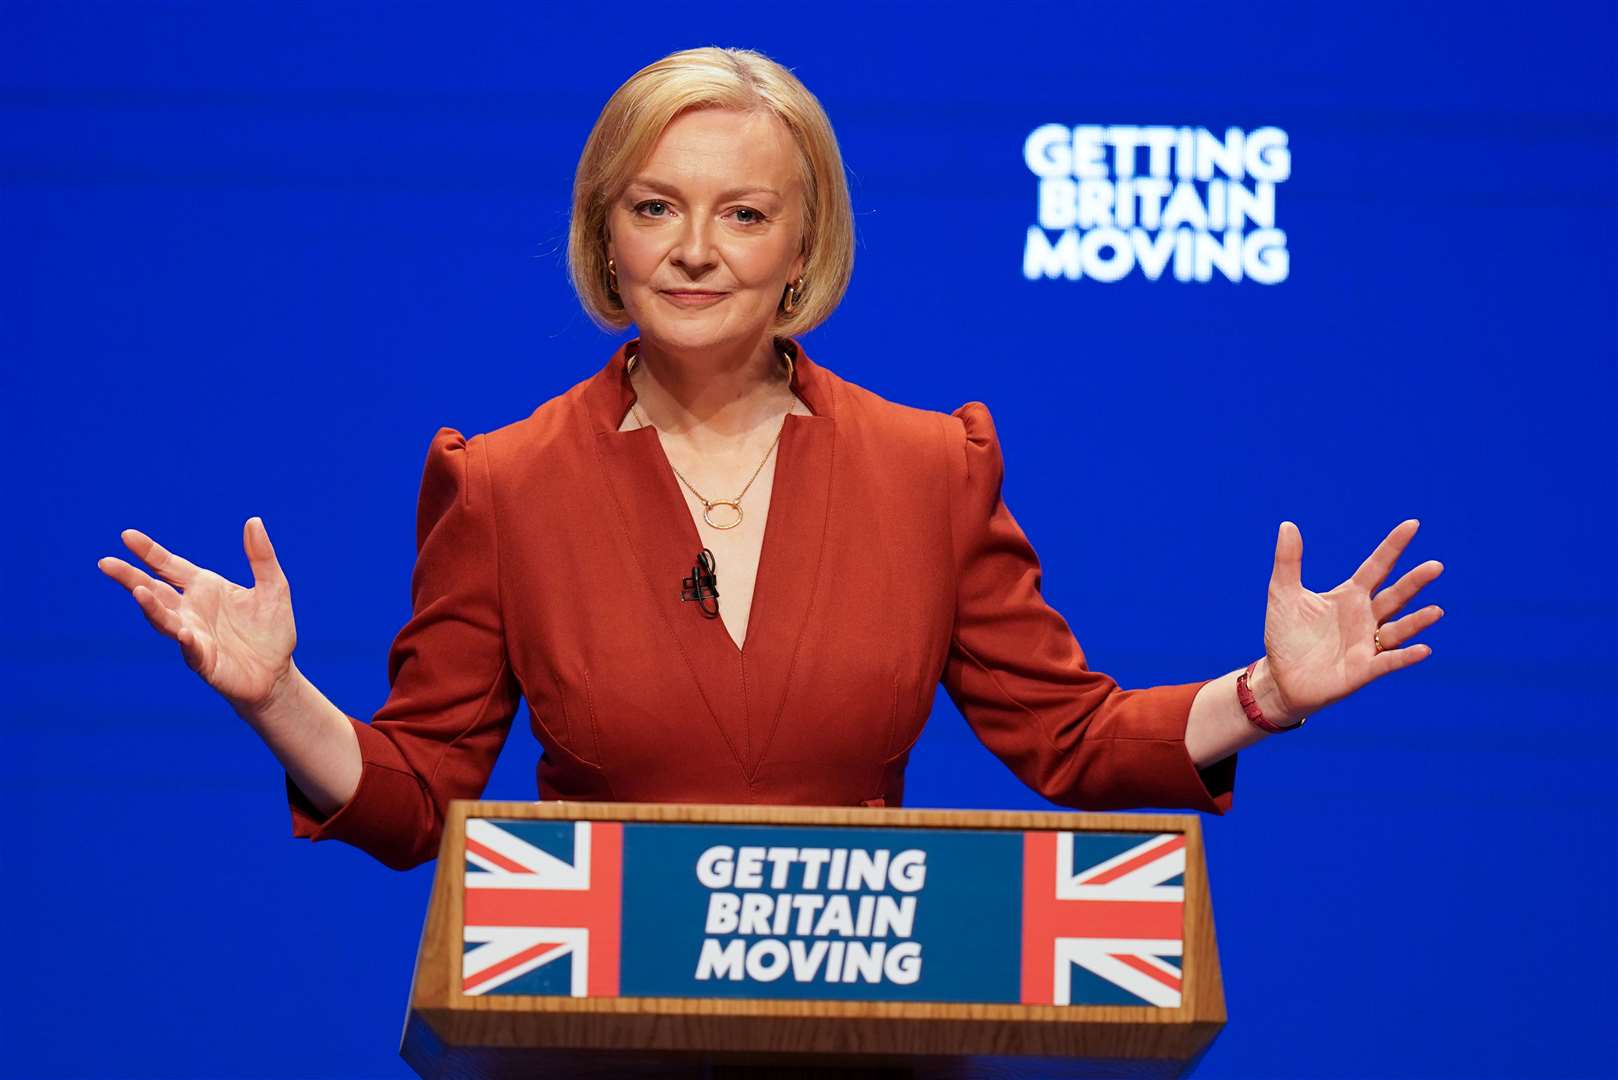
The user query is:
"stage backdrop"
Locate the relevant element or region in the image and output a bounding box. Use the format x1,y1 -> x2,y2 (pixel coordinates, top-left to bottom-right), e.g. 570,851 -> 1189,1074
6,3 -> 1614,1077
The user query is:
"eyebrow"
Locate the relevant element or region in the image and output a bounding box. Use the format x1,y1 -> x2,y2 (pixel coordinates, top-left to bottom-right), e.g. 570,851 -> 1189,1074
626,177 -> 783,202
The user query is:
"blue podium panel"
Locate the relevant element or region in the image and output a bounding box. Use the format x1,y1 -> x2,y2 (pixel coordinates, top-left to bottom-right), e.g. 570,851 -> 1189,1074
460,818 -> 1190,1007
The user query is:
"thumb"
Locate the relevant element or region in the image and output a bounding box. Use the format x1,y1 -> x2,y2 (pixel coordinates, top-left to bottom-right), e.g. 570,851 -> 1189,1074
243,516 -> 287,591
177,625 -> 210,676
1271,520 -> 1303,590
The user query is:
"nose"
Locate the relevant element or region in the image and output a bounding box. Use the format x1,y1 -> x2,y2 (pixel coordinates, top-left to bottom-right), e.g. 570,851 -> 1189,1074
669,214 -> 718,277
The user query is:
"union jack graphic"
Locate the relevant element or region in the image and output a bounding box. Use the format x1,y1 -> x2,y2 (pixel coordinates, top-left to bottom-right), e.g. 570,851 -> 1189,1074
1020,831 -> 1186,1007
461,819 -> 622,997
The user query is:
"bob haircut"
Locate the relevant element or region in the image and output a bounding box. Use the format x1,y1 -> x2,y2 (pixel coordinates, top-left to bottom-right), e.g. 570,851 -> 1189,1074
567,46 -> 855,338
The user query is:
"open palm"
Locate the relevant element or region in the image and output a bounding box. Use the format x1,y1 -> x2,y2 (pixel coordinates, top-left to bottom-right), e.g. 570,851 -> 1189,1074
1265,519 -> 1444,721
97,517 -> 296,709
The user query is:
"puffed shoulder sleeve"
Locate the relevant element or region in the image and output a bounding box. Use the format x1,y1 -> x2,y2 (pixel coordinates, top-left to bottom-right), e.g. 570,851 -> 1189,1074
286,427 -> 522,869
941,402 -> 1235,814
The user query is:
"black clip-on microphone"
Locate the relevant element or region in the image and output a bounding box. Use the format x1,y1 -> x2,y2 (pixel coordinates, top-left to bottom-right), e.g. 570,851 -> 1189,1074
681,548 -> 720,620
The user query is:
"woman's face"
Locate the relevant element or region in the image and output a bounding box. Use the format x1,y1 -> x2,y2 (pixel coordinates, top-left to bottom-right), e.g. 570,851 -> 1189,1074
605,107 -> 806,358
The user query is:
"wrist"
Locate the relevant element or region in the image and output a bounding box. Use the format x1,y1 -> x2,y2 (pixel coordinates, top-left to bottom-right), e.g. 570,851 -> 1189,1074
1250,658 -> 1291,723
1241,657 -> 1306,732
231,659 -> 303,726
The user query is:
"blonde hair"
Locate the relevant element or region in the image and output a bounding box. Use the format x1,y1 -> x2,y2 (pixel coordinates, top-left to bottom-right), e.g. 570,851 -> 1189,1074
566,46 -> 855,337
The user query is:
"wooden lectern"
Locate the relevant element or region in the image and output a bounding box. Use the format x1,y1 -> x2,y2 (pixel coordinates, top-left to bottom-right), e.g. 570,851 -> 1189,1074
400,801 -> 1226,1079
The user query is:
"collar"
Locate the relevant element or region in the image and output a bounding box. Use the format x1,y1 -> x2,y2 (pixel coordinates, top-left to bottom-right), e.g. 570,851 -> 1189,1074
579,335 -> 836,434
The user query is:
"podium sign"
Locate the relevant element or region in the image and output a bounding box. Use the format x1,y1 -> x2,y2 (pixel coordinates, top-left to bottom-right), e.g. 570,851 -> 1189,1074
403,801 -> 1227,1079
462,819 -> 1189,1008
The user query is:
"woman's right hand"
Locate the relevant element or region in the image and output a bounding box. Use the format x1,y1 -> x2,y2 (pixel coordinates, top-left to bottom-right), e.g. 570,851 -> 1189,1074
98,517 -> 297,712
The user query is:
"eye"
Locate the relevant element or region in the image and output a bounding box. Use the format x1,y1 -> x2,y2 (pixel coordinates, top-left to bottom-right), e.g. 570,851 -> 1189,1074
732,207 -> 767,225
633,199 -> 670,218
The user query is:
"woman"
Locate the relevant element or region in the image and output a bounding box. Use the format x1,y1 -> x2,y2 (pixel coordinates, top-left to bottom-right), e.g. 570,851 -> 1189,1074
96,47 -> 1443,871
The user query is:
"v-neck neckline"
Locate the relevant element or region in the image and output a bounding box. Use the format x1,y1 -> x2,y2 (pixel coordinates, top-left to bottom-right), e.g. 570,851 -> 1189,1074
611,337 -> 820,656
627,410 -> 796,657
580,336 -> 838,777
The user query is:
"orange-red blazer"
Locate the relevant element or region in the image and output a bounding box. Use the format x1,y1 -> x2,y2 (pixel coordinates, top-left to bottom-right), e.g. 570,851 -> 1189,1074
288,338 -> 1236,869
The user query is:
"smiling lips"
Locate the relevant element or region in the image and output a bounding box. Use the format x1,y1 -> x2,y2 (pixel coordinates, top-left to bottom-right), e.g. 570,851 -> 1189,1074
660,289 -> 729,308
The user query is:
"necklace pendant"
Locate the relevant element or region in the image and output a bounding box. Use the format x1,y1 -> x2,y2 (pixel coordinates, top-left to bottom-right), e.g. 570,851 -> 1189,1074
702,500 -> 744,530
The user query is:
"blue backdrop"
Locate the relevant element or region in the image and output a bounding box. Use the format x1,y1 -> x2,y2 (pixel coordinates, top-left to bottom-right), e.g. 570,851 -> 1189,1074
6,2 -> 1614,1077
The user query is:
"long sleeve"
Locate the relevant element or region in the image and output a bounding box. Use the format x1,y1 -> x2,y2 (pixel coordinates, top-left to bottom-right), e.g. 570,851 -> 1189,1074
286,427 -> 522,869
940,402 -> 1235,814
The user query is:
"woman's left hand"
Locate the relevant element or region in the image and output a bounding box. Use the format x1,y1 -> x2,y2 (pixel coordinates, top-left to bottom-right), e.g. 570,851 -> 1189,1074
1263,519 -> 1444,722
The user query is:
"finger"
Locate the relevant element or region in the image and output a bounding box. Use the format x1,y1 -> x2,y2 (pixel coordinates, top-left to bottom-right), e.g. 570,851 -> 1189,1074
243,517 -> 288,592
1372,560 -> 1445,623
131,583 -> 184,638
1376,604 -> 1444,650
98,556 -> 183,610
121,528 -> 204,589
1370,642 -> 1433,679
1270,521 -> 1303,591
1350,519 -> 1420,593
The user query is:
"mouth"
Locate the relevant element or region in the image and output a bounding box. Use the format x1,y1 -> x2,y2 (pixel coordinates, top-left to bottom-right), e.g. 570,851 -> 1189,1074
659,290 -> 730,308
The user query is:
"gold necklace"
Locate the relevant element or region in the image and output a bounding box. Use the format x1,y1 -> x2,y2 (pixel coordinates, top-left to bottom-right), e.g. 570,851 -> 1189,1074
631,402 -> 786,530
626,343 -> 797,531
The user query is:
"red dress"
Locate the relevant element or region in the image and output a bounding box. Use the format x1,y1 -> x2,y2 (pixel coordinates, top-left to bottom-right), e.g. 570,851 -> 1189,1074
287,339 -> 1236,869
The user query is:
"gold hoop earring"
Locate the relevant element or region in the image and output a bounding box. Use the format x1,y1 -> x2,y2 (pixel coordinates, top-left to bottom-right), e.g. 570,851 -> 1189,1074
607,257 -> 620,295
780,276 -> 805,315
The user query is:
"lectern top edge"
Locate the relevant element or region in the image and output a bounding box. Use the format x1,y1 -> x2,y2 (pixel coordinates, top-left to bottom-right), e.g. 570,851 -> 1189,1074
450,799 -> 1207,835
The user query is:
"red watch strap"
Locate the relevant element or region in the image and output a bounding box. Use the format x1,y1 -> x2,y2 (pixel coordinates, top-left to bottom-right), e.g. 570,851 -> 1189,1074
1238,661 -> 1305,733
